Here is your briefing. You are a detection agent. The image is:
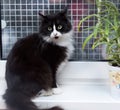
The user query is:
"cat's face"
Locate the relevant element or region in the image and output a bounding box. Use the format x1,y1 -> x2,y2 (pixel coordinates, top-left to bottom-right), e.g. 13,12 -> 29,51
39,9 -> 73,45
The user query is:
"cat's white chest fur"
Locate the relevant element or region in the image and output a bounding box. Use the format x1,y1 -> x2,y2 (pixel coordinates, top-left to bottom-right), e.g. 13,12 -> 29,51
43,28 -> 74,73
57,30 -> 74,74
57,30 -> 74,57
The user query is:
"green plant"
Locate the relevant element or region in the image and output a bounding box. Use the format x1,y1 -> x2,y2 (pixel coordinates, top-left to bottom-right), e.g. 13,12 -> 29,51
78,0 -> 120,66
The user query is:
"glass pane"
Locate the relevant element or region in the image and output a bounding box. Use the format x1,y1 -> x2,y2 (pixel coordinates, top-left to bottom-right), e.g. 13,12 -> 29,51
1,0 -> 120,60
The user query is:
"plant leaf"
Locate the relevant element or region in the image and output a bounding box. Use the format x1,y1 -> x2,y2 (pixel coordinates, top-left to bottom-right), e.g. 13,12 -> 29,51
78,14 -> 100,31
92,41 -> 107,49
82,33 -> 94,50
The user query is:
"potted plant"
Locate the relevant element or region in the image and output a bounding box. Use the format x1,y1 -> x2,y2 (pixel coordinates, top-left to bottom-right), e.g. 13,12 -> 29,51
78,0 -> 120,66
78,0 -> 120,99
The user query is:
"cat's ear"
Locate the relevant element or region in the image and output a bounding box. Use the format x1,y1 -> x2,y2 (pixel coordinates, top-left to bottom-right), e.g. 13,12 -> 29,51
39,12 -> 47,20
60,7 -> 68,16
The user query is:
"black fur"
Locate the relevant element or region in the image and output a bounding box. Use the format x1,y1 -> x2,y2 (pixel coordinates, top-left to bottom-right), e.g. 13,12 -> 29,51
3,9 -> 72,110
3,33 -> 66,110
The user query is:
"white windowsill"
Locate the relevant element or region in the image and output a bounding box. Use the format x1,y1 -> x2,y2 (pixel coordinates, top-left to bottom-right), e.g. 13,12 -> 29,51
0,61 -> 120,110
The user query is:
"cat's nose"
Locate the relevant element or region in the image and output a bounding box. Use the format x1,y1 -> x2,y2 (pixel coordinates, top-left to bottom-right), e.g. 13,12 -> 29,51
54,33 -> 58,36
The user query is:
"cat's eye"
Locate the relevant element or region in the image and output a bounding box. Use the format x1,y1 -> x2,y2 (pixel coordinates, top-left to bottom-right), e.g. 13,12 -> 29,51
48,27 -> 52,31
58,25 -> 62,30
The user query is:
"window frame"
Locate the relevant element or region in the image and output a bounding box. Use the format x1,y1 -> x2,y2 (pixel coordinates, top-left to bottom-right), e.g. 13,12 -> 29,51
0,2 -> 2,60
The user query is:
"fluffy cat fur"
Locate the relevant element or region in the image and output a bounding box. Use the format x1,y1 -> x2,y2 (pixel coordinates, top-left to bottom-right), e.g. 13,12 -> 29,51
3,9 -> 74,110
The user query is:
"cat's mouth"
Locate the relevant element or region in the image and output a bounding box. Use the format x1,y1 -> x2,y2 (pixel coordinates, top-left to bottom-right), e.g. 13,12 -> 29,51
54,36 -> 59,39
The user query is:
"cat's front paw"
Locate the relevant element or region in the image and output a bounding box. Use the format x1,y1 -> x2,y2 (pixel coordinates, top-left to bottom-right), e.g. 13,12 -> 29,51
38,89 -> 53,96
52,88 -> 63,95
37,87 -> 63,97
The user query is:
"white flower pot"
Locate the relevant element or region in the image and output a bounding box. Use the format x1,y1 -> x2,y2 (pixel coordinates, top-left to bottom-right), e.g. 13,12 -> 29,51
108,65 -> 120,100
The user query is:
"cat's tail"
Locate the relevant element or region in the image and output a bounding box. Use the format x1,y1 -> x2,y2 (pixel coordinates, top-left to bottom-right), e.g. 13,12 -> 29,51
3,89 -> 63,110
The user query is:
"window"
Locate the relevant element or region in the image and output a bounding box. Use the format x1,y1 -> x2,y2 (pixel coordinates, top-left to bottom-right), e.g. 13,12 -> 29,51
1,0 -> 120,60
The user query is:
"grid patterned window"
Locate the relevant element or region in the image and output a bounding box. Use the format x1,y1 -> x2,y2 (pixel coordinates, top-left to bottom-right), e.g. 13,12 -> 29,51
1,0 -> 120,60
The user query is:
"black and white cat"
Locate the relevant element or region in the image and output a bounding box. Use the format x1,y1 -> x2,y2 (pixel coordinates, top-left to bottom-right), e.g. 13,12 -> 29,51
3,8 -> 74,110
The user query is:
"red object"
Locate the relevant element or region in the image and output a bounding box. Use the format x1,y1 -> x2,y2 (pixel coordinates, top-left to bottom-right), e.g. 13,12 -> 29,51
70,2 -> 88,31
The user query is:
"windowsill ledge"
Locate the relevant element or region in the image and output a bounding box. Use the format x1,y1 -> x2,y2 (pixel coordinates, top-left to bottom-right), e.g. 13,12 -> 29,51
0,83 -> 120,110
0,61 -> 120,110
